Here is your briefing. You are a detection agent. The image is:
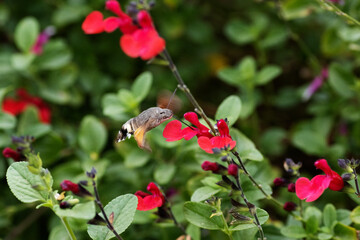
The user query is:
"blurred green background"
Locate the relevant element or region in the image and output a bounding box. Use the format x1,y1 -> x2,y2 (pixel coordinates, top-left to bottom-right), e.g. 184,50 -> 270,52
1,0 -> 360,239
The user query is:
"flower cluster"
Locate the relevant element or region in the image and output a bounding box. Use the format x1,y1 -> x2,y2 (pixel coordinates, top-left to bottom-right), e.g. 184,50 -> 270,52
295,159 -> 344,202
163,112 -> 236,154
2,89 -> 51,124
134,182 -> 165,211
2,136 -> 35,162
82,0 -> 165,60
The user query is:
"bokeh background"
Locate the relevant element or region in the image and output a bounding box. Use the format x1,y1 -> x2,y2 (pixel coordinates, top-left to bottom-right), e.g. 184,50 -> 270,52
1,0 -> 360,239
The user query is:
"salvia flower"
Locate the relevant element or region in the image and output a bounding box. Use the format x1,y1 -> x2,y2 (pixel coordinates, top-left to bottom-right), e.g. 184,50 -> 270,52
283,202 -> 297,212
2,89 -> 51,124
287,183 -> 295,192
60,180 -> 93,198
82,0 -> 165,60
302,67 -> 328,101
295,159 -> 344,202
163,113 -> 236,154
135,182 -> 165,211
201,161 -> 219,172
273,177 -> 287,187
2,147 -> 24,162
31,26 -> 56,55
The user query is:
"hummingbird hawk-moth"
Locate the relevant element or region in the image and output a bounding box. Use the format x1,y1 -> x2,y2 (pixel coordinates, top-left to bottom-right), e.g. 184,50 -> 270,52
116,107 -> 173,151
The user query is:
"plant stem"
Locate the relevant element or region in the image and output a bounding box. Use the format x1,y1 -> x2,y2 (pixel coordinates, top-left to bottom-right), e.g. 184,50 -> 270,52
162,49 -> 218,135
61,217 -> 77,240
231,151 -> 303,221
233,176 -> 265,240
353,167 -> 360,196
92,180 -> 123,240
165,198 -> 187,235
315,0 -> 360,26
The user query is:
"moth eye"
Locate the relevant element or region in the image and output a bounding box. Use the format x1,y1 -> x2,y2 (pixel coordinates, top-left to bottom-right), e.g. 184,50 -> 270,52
160,112 -> 165,114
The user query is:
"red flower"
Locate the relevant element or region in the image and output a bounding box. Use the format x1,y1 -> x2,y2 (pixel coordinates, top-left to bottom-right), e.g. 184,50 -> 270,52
197,119 -> 236,154
60,180 -> 80,194
295,159 -> 344,202
2,89 -> 51,124
135,182 -> 165,211
163,113 -> 236,154
82,0 -> 165,60
287,183 -> 295,192
2,147 -> 23,162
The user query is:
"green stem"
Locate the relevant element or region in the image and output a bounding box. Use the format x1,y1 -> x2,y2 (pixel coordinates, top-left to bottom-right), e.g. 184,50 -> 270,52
231,151 -> 303,221
60,217 -> 77,240
353,167 -> 360,196
162,49 -> 218,135
216,202 -> 233,240
315,0 -> 360,26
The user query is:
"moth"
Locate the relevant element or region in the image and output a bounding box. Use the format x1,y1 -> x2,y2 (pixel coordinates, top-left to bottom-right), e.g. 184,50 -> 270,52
116,107 -> 173,151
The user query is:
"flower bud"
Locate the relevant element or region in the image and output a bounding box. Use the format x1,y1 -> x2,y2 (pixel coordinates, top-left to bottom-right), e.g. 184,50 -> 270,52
2,147 -> 23,162
342,173 -> 354,181
283,202 -> 297,212
86,167 -> 97,179
287,183 -> 296,192
201,161 -> 220,173
338,159 -> 352,172
273,177 -> 286,187
228,164 -> 238,177
27,153 -> 43,175
60,198 -> 79,209
60,180 -> 93,198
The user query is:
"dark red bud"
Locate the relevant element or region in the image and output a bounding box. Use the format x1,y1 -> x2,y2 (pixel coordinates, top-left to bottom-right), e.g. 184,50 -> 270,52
283,202 -> 297,212
60,180 -> 80,194
228,164 -> 238,177
2,147 -> 22,162
201,161 -> 219,172
287,183 -> 296,192
273,177 -> 286,187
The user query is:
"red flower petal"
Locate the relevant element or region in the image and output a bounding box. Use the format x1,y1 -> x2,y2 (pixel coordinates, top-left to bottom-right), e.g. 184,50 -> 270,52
38,106 -> 51,124
82,11 -> 105,34
104,17 -> 120,33
134,191 -> 150,198
2,98 -> 27,115
120,29 -> 165,60
197,137 -> 213,153
314,159 -> 332,175
295,175 -> 330,202
314,159 -> 344,191
105,0 -> 127,18
137,10 -> 154,29
2,148 -> 22,162
182,127 -> 198,140
135,194 -> 163,211
217,119 -> 231,138
210,136 -> 236,150
163,120 -> 184,141
60,180 -> 80,194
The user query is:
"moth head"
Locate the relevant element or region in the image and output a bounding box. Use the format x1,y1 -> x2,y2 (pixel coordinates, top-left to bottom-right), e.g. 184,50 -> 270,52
158,108 -> 173,122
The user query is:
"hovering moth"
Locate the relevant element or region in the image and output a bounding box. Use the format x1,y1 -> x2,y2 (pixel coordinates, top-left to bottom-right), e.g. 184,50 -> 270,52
116,107 -> 173,151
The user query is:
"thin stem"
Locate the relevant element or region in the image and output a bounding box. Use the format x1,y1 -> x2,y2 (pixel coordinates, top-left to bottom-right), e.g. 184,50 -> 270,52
233,176 -> 265,240
231,151 -> 303,221
92,180 -> 123,240
315,0 -> 360,26
219,211 -> 233,240
162,49 -> 218,135
164,197 -> 187,235
353,167 -> 360,196
61,217 -> 77,240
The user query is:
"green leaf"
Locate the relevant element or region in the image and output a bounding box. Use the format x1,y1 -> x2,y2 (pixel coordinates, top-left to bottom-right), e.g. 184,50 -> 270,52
259,128 -> 287,156
53,5 -> 90,27
34,40 -> 72,70
337,209 -> 352,226
256,65 -> 281,85
280,226 -> 307,238
54,201 -> 95,220
0,112 -> 16,129
241,179 -> 272,202
239,57 -> 256,82
282,0 -> 315,20
131,72 -> 153,102
225,19 -> 257,45
124,149 -> 150,168
323,204 -> 337,229
154,164 -> 176,185
14,17 -> 39,52
350,206 -> 360,224
328,63 -> 355,99
11,53 -> 35,71
229,208 -> 269,231
306,215 -> 318,235
6,162 -> 48,203
186,224 -> 201,240
230,129 -> 263,161
215,95 -> 241,127
217,67 -> 242,86
183,202 -> 224,230
49,225 -> 70,240
191,186 -> 221,202
333,223 -> 357,240
318,233 -> 333,240
87,194 -> 138,240
292,129 -> 327,155
304,206 -> 322,225
102,94 -> 129,121
17,107 -> 51,138
78,115 -> 107,155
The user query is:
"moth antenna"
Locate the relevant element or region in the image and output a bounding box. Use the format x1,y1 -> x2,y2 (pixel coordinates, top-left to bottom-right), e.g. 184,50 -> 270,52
166,87 -> 178,109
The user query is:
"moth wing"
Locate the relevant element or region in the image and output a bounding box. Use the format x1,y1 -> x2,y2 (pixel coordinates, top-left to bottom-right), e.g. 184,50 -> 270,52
134,125 -> 152,152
